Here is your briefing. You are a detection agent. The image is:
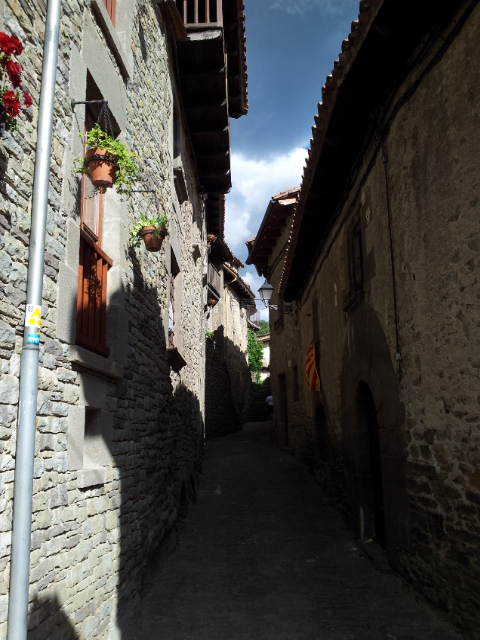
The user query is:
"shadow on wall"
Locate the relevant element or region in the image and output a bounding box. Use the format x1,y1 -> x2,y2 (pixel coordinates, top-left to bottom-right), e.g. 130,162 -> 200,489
205,325 -> 251,439
27,249 -> 204,638
26,596 -> 79,640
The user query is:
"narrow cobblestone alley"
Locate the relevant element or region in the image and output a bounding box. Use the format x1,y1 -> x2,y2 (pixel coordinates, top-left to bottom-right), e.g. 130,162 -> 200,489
139,423 -> 462,640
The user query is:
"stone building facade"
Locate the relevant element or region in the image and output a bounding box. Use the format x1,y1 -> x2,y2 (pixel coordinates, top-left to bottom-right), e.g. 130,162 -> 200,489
248,1 -> 480,637
205,236 -> 255,438
0,0 -> 247,637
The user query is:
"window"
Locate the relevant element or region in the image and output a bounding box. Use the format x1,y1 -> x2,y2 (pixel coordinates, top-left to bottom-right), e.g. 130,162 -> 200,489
169,250 -> 180,347
344,218 -> 364,314
76,111 -> 113,356
348,222 -> 363,294
102,0 -> 116,25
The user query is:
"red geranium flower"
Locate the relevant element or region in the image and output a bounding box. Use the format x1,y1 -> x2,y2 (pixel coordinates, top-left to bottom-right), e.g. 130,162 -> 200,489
23,92 -> 32,108
0,32 -> 13,55
0,32 -> 22,56
9,36 -> 23,56
3,90 -> 21,118
3,59 -> 22,88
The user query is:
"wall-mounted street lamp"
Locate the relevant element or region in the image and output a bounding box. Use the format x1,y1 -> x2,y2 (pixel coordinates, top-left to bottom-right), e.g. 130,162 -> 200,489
258,280 -> 274,307
257,280 -> 292,313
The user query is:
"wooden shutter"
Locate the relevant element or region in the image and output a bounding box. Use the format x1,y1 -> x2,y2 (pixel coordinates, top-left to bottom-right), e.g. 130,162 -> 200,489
76,231 -> 112,356
102,0 -> 116,26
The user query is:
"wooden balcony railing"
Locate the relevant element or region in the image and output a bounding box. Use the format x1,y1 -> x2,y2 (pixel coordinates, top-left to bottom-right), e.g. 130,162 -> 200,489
175,0 -> 223,27
207,262 -> 221,294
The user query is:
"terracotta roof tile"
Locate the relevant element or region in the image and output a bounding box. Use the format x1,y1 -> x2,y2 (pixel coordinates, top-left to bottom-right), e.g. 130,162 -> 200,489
279,0 -> 382,296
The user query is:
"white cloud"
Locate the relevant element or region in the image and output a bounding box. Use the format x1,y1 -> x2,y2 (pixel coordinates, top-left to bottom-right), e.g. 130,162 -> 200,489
225,147 -> 307,320
243,269 -> 270,321
271,0 -> 357,17
225,147 -> 307,258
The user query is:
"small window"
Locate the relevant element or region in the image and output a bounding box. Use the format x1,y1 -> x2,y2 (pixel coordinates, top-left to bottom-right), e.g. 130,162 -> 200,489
169,250 -> 180,347
173,106 -> 181,162
348,222 -> 363,294
102,0 -> 116,25
344,218 -> 364,314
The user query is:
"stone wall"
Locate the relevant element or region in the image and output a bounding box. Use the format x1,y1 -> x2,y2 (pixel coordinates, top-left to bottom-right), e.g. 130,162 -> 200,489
268,5 -> 480,637
0,1 -> 206,637
225,285 -> 251,424
204,281 -> 251,438
205,330 -> 241,439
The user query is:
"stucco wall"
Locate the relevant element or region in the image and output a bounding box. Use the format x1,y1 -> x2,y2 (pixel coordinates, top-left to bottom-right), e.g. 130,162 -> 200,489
268,5 -> 480,637
0,2 -> 206,637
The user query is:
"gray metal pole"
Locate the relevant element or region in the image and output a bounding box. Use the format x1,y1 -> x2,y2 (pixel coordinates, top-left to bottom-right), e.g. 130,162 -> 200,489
7,1 -> 61,638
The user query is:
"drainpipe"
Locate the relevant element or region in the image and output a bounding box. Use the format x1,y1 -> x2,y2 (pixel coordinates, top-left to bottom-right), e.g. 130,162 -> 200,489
7,1 -> 62,638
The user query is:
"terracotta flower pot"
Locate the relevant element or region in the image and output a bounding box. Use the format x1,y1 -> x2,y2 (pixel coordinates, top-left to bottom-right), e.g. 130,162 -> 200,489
140,225 -> 166,252
86,147 -> 117,189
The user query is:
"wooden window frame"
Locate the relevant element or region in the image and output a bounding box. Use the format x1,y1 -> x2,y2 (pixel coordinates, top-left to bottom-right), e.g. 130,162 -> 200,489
343,217 -> 365,314
76,113 -> 113,356
102,0 -> 116,26
76,231 -> 112,357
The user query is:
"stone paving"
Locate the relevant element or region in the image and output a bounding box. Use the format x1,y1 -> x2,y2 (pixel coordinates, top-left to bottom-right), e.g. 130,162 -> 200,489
138,422 -> 463,640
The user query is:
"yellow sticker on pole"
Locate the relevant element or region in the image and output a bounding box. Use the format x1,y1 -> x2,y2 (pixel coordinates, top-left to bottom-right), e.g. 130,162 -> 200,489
25,305 -> 42,328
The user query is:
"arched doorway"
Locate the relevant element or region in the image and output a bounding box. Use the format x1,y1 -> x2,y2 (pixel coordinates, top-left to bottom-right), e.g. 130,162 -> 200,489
341,305 -> 409,557
356,382 -> 386,547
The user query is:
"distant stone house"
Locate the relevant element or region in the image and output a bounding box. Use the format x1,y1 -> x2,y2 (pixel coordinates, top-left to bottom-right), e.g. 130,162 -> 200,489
0,0 -> 247,638
205,229 -> 256,438
248,1 -> 480,637
258,333 -> 270,382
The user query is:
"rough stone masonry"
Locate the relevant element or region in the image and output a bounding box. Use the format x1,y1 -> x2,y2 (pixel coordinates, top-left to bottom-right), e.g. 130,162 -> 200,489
0,1 -> 210,637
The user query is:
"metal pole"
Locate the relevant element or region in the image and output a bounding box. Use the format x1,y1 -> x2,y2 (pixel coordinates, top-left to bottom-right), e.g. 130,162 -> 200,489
7,1 -> 61,638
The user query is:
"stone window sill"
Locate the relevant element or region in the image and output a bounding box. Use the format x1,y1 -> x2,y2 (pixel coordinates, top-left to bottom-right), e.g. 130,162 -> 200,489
69,344 -> 124,379
91,0 -> 133,79
78,466 -> 108,489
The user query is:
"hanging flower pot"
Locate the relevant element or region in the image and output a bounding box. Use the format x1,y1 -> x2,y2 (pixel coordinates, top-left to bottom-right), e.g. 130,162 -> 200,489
130,213 -> 169,252
85,147 -> 116,189
140,224 -> 167,252
74,124 -> 137,196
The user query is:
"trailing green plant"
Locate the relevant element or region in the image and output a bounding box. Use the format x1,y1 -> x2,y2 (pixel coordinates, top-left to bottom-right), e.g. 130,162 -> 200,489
247,328 -> 263,381
129,212 -> 168,248
206,331 -> 215,340
257,319 -> 270,336
75,124 -> 138,196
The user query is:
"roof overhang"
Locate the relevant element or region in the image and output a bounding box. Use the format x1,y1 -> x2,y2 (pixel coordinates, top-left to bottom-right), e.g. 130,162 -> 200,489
171,0 -> 248,200
281,0 -> 465,302
246,187 -> 300,278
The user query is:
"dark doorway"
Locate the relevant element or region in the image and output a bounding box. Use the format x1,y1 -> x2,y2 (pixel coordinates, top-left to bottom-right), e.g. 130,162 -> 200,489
277,374 -> 289,446
356,383 -> 386,548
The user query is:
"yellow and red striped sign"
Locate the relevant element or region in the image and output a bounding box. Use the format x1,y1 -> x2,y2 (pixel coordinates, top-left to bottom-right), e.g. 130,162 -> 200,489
305,343 -> 321,397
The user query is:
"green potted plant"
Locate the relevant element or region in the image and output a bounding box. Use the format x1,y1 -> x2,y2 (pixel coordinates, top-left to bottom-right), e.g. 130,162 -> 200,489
129,213 -> 168,252
75,123 -> 137,195
206,331 -> 215,341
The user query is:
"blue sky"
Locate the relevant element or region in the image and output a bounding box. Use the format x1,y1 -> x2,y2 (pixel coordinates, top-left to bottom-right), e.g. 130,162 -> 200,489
224,0 -> 361,307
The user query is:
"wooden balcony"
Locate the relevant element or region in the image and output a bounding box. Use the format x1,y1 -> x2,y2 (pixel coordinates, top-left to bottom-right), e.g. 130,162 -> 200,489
208,262 -> 222,295
175,0 -> 223,28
